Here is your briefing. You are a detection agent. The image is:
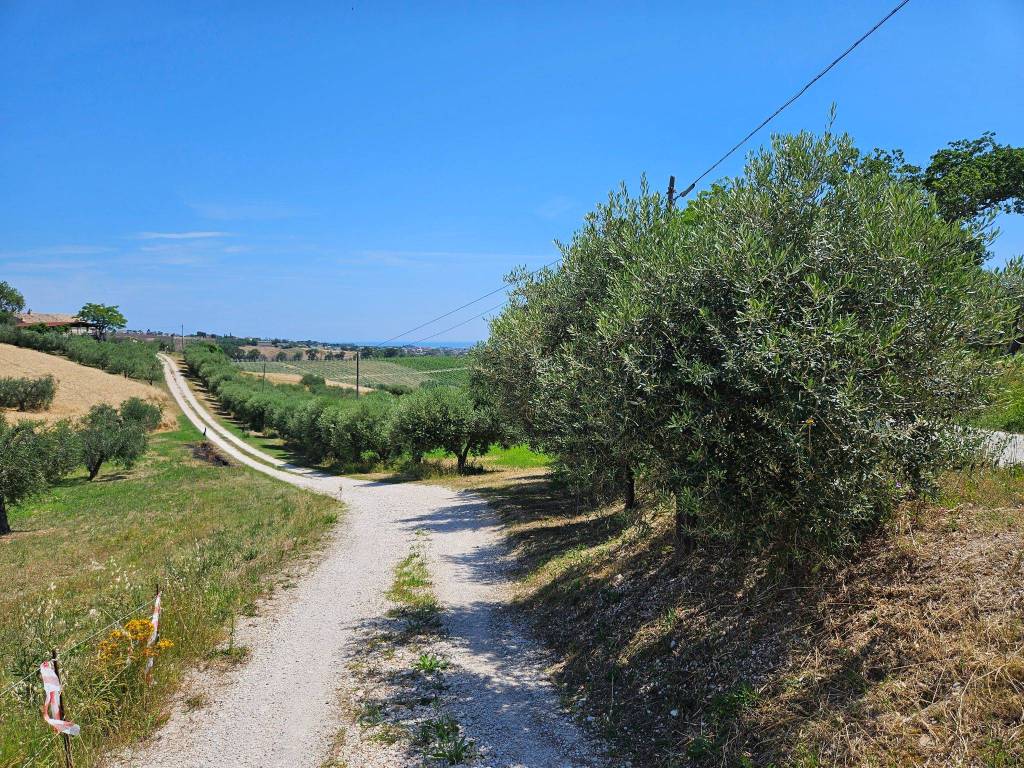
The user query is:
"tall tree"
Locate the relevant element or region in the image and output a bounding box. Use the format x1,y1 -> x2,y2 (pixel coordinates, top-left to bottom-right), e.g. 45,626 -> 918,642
481,131 -> 1015,563
0,280 -> 25,324
78,303 -> 127,339
863,132 -> 1024,224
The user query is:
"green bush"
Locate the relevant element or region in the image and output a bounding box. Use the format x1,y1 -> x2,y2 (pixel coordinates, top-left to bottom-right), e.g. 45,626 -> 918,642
0,417 -> 78,534
391,386 -> 504,469
479,130 -> 1017,564
300,373 -> 326,389
77,404 -> 148,481
0,375 -> 56,411
119,396 -> 163,432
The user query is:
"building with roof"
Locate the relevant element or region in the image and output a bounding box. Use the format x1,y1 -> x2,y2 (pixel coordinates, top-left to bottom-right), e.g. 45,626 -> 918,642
14,311 -> 98,336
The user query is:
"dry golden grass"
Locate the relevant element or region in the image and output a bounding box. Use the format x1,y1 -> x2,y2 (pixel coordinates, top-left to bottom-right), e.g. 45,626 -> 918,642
0,343 -> 175,428
454,469 -> 1024,767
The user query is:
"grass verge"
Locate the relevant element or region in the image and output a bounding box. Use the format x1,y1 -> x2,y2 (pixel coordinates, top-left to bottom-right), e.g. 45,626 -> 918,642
452,466 -> 1024,767
0,414 -> 342,767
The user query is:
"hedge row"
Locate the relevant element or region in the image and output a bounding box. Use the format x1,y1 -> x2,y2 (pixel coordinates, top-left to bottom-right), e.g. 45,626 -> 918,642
0,375 -> 56,411
0,325 -> 163,383
184,344 -> 503,469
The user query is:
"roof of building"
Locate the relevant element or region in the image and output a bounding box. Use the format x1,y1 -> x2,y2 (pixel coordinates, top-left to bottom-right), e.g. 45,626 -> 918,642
14,312 -> 94,326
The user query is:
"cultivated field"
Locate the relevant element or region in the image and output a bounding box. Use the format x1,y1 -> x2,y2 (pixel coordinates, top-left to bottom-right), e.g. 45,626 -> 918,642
234,356 -> 470,389
0,343 -> 175,428
238,369 -> 368,392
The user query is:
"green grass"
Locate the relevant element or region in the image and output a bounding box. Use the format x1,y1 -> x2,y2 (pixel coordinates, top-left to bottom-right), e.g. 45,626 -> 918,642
484,444 -> 552,468
0,415 -> 342,767
975,359 -> 1024,432
421,443 -> 551,470
386,550 -> 437,612
389,356 -> 469,372
416,713 -> 473,765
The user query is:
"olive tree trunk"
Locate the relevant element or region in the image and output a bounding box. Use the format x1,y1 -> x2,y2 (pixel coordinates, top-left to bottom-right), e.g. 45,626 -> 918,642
457,444 -> 471,472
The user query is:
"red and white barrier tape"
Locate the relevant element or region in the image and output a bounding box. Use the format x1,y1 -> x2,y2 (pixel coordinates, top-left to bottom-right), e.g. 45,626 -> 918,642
145,591 -> 162,682
38,661 -> 79,736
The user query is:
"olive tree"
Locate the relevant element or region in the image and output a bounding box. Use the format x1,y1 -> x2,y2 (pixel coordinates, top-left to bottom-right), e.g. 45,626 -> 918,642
476,186 -> 668,506
481,130 -> 1017,564
0,417 -> 79,535
120,397 -> 163,431
77,403 -> 148,480
0,375 -> 56,411
391,386 -> 504,470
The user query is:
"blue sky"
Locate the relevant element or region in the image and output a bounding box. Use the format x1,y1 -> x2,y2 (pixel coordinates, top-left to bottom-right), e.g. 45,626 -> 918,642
2,1 -> 1022,343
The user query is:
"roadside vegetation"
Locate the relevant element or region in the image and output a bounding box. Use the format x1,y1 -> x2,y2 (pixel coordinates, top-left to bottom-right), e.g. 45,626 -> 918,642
461,464 -> 1023,767
461,128 -> 1024,765
478,129 -> 1020,567
186,344 -> 504,472
336,538 -> 474,767
0,415 -> 341,767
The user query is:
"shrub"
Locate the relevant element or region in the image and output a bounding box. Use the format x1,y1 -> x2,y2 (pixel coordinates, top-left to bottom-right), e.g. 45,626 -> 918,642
0,375 -> 56,411
120,397 -> 163,432
77,403 -> 148,481
300,373 -> 326,389
480,130 -> 1017,564
0,417 -> 77,534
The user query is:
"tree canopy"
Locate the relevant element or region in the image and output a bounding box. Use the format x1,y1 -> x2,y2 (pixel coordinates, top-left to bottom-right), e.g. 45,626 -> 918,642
863,131 -> 1024,225
479,130 -> 1017,565
0,280 -> 25,323
78,302 -> 127,338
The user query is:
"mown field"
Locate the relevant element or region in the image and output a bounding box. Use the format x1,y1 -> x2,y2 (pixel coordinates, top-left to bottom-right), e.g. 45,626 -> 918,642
0,415 -> 341,768
0,343 -> 174,428
234,356 -> 470,389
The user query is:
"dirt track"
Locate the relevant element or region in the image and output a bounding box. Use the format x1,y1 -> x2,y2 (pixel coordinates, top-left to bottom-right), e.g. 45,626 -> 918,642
112,355 -> 607,767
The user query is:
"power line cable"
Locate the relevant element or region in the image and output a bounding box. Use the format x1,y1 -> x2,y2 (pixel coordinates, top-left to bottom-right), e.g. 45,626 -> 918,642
375,3 -> 911,349
410,301 -> 508,345
372,257 -> 561,347
673,0 -> 912,201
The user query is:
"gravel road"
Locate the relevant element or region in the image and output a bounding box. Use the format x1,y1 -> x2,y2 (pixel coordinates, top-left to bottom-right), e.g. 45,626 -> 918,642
112,357 -> 607,767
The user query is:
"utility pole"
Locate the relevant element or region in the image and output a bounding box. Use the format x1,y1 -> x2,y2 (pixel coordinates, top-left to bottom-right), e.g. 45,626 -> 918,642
180,323 -> 185,354
262,359 -> 267,389
355,350 -> 360,398
666,175 -> 676,213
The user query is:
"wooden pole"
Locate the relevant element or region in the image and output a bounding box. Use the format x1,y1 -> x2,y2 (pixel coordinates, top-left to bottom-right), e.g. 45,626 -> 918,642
355,351 -> 360,398
50,650 -> 73,768
666,175 -> 676,213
